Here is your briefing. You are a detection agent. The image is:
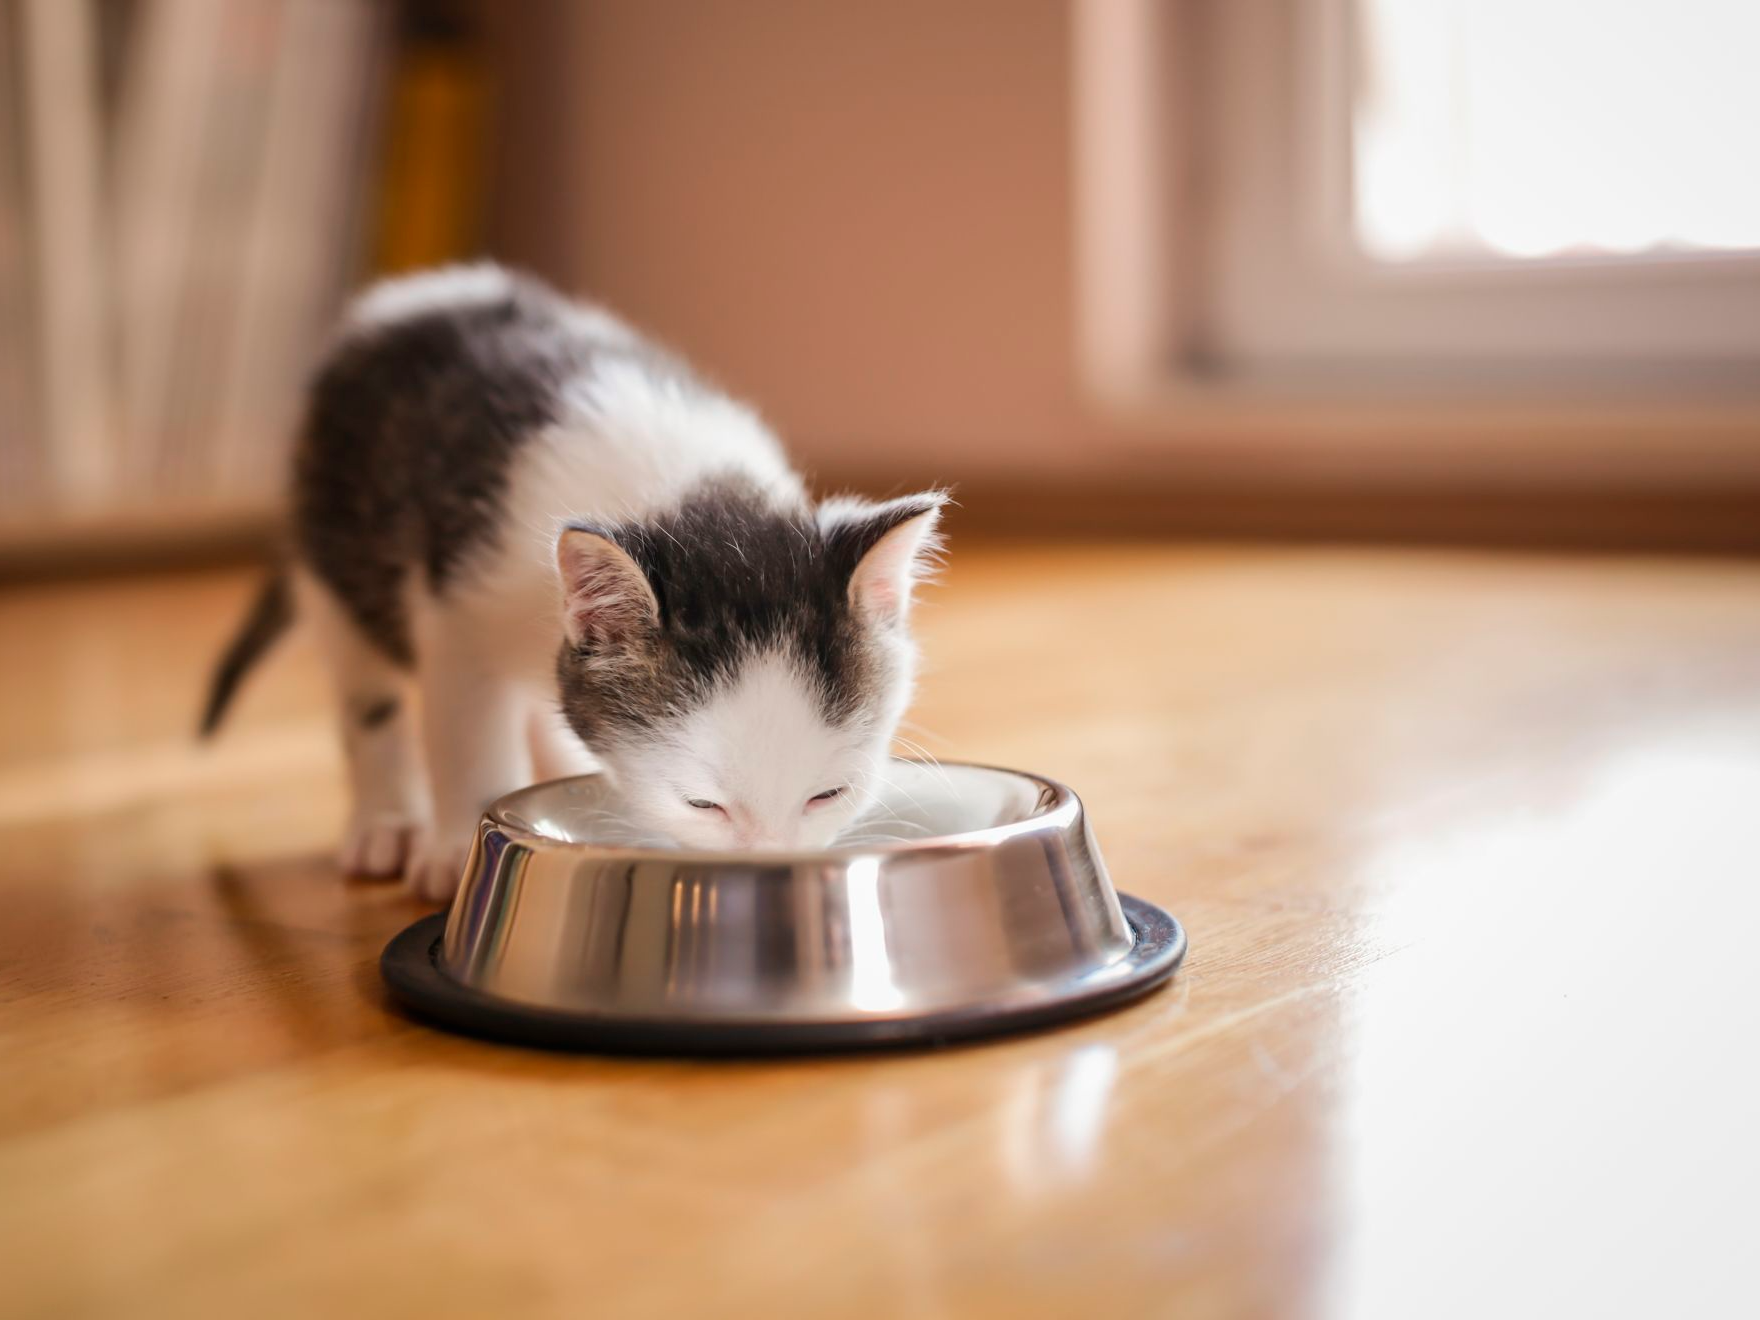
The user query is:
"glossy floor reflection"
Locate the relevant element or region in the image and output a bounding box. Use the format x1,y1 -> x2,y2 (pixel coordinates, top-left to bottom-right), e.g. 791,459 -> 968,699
3,544 -> 1758,1318
1333,731 -> 1760,1319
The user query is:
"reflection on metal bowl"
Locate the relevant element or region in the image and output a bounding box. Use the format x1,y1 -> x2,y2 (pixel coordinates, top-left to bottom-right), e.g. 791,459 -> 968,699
381,761 -> 1185,1053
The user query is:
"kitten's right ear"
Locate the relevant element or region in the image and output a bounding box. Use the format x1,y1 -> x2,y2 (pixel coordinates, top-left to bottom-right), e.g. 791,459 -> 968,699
556,527 -> 660,648
819,490 -> 950,627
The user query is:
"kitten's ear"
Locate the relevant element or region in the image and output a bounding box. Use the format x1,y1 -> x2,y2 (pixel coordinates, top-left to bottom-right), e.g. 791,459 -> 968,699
556,527 -> 660,647
820,490 -> 949,626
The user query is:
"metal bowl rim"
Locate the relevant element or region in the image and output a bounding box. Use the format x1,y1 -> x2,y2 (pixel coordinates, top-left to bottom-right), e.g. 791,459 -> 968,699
480,758 -> 1084,866
384,896 -> 1185,1053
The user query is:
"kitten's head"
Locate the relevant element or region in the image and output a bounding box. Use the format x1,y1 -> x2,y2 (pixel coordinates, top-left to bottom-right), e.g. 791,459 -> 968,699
553,482 -> 947,850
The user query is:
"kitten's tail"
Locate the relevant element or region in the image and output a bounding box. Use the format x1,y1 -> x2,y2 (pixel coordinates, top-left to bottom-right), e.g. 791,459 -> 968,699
199,569 -> 294,737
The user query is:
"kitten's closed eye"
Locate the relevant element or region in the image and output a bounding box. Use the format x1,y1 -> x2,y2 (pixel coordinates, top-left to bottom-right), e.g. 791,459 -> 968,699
684,787 -> 844,819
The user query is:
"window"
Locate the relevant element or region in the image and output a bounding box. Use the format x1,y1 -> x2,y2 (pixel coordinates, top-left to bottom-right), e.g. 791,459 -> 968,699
1074,0 -> 1760,479
1353,0 -> 1760,265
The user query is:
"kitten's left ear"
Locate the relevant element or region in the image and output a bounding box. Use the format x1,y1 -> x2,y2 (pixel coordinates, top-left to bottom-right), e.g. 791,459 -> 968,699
556,526 -> 660,648
820,490 -> 950,626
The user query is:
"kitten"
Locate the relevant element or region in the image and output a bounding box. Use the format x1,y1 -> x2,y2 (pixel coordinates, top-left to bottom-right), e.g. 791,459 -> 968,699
202,264 -> 946,900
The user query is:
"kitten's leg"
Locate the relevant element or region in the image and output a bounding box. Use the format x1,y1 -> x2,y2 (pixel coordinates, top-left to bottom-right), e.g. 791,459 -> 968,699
528,698 -> 602,782
408,619 -> 533,902
295,571 -> 432,877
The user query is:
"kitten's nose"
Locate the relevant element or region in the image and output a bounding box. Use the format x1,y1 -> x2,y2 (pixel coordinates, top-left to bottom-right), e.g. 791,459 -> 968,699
739,823 -> 795,851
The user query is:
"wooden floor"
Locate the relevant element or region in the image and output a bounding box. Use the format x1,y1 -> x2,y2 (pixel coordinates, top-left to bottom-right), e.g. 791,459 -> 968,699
4,542 -> 1758,1319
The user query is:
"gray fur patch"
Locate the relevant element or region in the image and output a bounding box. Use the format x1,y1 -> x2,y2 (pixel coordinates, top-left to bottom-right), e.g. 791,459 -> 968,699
555,479 -> 939,749
291,272 -> 694,664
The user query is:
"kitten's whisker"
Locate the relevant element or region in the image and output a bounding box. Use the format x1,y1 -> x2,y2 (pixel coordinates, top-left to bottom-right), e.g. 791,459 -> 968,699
864,769 -> 931,819
896,719 -> 956,750
888,736 -> 957,794
849,808 -> 916,832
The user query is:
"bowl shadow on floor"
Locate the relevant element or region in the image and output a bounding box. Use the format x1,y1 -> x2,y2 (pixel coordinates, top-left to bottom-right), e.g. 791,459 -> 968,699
205,856 -> 425,1044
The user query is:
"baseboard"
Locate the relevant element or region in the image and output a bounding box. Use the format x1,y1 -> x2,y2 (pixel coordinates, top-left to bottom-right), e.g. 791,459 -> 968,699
816,476 -> 1760,556
0,503 -> 281,583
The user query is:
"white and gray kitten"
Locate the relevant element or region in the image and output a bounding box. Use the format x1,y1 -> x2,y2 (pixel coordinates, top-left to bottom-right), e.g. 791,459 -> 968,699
203,264 -> 946,900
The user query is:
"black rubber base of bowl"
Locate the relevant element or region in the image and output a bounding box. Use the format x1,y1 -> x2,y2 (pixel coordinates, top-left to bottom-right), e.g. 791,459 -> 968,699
380,896 -> 1185,1056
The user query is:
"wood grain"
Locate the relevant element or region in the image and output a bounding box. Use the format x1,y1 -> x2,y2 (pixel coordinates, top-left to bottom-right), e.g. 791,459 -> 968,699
3,544 -> 1758,1319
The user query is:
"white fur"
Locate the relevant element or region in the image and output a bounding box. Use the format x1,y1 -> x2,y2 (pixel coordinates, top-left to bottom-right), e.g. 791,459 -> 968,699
344,263 -> 637,346
403,595 -> 539,899
344,263 -> 515,334
606,650 -> 883,851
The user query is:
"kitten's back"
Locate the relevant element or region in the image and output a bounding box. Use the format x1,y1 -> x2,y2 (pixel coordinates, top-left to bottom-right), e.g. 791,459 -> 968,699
292,265 -> 793,663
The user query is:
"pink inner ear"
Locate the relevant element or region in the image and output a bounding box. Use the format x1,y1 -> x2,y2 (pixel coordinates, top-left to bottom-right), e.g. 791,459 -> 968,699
559,533 -> 653,643
850,513 -> 936,624
859,572 -> 904,620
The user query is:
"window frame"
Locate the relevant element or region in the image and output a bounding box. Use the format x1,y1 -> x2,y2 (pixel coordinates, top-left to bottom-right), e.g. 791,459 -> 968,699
1071,0 -> 1760,488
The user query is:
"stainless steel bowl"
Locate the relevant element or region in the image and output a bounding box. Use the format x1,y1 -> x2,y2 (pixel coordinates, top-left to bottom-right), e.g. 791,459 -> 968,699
381,760 -> 1184,1052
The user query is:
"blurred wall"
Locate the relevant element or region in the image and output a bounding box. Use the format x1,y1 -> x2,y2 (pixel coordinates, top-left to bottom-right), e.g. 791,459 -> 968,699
488,0 -> 1103,485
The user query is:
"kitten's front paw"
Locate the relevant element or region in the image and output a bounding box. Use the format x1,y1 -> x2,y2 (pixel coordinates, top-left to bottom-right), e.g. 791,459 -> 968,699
405,834 -> 473,904
339,811 -> 430,879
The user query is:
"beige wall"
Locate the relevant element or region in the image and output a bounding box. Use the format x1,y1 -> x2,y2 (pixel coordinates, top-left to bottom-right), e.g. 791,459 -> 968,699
492,0 -> 1106,486
479,2 -> 1760,538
